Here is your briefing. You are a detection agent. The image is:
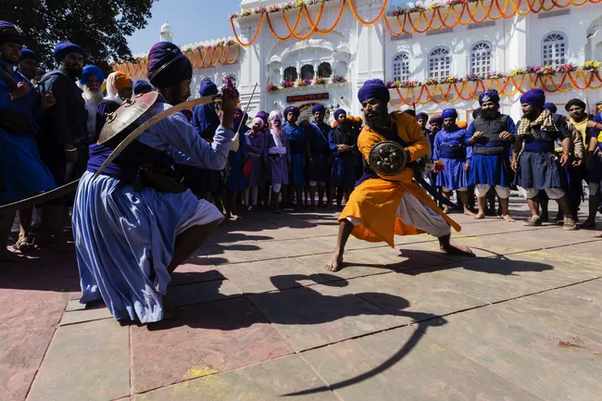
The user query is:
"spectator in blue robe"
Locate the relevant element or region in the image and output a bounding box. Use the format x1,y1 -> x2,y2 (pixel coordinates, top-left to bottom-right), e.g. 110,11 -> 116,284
307,104 -> 332,209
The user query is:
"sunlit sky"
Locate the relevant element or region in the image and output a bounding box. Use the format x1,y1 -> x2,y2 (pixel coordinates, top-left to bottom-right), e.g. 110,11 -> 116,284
127,0 -> 409,54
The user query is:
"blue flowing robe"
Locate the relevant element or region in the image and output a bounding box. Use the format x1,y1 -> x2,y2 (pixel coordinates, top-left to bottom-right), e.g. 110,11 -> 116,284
329,127 -> 357,189
433,127 -> 471,190
308,122 -> 332,184
0,62 -> 56,203
282,123 -> 307,187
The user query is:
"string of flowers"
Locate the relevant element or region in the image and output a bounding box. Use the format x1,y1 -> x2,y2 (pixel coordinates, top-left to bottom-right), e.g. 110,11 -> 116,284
268,75 -> 349,92
114,42 -> 240,77
229,0 -> 599,45
386,61 -> 601,107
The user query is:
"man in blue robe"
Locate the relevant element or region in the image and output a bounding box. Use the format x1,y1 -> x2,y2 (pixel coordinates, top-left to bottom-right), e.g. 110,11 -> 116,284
72,41 -> 239,323
467,90 -> 516,222
512,89 -> 575,230
307,104 -> 332,209
0,21 -> 57,261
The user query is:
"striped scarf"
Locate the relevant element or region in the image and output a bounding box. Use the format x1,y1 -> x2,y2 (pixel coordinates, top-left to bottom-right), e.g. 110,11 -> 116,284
517,109 -> 556,139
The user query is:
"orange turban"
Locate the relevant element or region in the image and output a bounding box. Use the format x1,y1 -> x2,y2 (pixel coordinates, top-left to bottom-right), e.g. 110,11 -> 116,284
114,71 -> 132,91
456,120 -> 467,129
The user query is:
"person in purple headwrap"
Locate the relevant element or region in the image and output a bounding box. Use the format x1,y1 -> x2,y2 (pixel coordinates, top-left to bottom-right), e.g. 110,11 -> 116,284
266,110 -> 290,213
36,40 -> 88,250
466,89 -> 516,221
325,79 -> 473,272
72,41 -> 240,323
0,21 -> 57,261
512,88 -> 575,229
306,104 -> 332,209
433,108 -> 474,215
224,108 -> 248,220
282,105 -> 310,210
17,48 -> 38,80
133,80 -> 153,95
329,113 -> 357,207
244,116 -> 266,209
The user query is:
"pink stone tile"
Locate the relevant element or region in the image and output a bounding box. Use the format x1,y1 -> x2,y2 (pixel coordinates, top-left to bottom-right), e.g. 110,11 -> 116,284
131,297 -> 293,393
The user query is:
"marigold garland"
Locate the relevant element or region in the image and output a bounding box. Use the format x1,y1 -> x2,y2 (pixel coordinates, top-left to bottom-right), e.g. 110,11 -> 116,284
229,0 -> 600,44
387,67 -> 602,107
114,45 -> 241,78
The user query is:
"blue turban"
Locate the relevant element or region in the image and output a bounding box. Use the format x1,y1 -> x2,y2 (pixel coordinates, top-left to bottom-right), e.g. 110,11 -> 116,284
358,79 -> 390,104
416,112 -> 428,121
441,108 -> 458,120
199,80 -> 218,97
284,106 -> 300,118
312,104 -> 325,114
36,67 -> 46,76
256,111 -> 269,125
20,48 -> 38,62
429,115 -> 443,126
78,65 -> 104,85
0,21 -> 24,45
54,41 -> 85,63
147,41 -> 192,89
133,80 -> 153,95
543,102 -> 557,114
479,89 -> 500,106
334,109 -> 346,120
520,88 -> 546,109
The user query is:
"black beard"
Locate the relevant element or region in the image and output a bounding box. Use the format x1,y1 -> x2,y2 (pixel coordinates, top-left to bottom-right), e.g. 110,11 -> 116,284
365,113 -> 387,130
481,109 -> 497,119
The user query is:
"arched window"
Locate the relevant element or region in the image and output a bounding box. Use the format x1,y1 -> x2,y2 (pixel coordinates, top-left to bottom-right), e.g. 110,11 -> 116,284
283,66 -> 298,81
317,62 -> 332,78
470,42 -> 492,75
392,52 -> 410,81
428,47 -> 451,79
542,32 -> 567,66
301,64 -> 314,80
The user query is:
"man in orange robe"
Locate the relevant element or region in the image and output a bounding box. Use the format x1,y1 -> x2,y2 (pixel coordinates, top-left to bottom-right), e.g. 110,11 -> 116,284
326,79 -> 474,271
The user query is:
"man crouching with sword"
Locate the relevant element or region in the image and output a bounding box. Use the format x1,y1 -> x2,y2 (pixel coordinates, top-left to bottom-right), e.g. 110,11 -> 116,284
72,42 -> 240,323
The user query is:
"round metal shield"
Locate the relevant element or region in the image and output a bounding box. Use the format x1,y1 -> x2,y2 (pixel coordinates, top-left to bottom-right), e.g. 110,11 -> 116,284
368,140 -> 408,176
97,91 -> 160,144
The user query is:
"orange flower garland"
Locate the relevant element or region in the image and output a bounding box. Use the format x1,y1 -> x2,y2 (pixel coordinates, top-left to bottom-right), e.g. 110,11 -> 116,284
114,45 -> 241,78
388,69 -> 602,107
229,0 -> 600,44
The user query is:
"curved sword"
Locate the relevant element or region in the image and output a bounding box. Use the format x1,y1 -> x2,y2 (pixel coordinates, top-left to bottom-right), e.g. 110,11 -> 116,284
0,179 -> 80,213
92,94 -> 218,179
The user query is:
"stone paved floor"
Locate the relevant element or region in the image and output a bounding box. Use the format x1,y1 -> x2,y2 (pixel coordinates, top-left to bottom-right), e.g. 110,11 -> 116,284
2,198 -> 602,400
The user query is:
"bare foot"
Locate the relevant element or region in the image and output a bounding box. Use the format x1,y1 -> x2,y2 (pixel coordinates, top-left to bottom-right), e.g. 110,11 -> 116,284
474,212 -> 485,220
463,208 -> 476,217
443,206 -> 450,214
0,249 -> 26,263
592,232 -> 602,239
326,253 -> 343,272
501,215 -> 516,223
440,244 -> 475,257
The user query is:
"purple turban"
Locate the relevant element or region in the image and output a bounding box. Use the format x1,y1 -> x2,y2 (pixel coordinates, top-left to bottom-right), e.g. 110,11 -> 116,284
334,109 -> 346,120
358,79 -> 390,104
0,21 -> 24,45
20,48 -> 38,62
429,115 -> 443,126
79,65 -> 104,85
147,41 -> 192,89
312,104 -> 325,114
199,80 -> 218,97
133,80 -> 153,95
441,108 -> 458,120
256,111 -> 269,125
543,102 -> 557,114
520,88 -> 546,109
416,112 -> 429,121
284,106 -> 300,118
54,42 -> 85,63
478,89 -> 500,106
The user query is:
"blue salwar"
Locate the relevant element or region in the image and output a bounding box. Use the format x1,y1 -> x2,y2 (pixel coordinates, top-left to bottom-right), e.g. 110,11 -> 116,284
433,127 -> 471,190
283,123 -> 306,187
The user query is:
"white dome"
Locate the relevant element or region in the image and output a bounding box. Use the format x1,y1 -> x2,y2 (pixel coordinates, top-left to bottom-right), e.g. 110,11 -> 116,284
160,20 -> 171,33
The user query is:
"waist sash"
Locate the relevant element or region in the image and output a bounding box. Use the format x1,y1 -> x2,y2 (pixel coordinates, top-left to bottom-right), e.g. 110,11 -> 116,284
439,145 -> 466,159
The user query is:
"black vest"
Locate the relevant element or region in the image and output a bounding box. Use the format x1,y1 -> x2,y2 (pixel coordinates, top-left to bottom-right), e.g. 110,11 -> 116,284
472,114 -> 510,155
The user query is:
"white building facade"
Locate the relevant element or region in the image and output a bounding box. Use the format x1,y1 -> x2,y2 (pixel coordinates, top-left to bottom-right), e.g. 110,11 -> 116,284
127,0 -> 602,123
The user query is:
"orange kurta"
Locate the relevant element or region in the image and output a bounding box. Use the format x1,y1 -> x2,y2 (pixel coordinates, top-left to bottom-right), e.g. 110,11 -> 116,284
340,111 -> 461,247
